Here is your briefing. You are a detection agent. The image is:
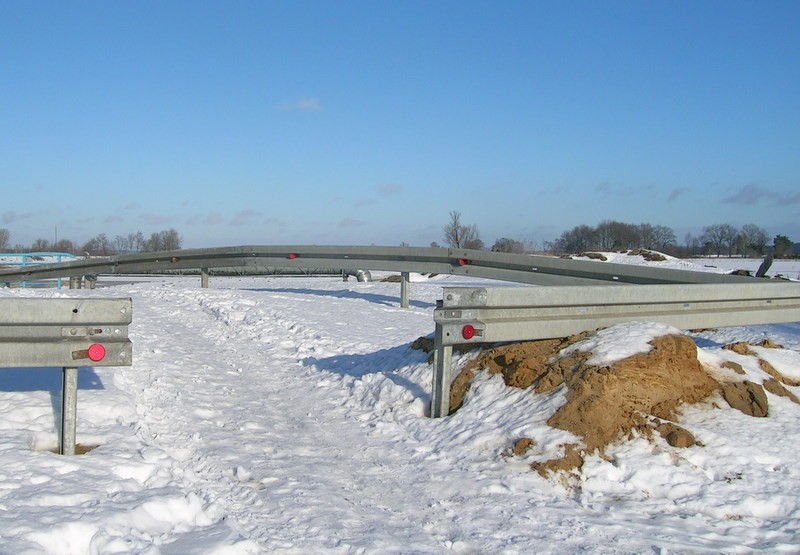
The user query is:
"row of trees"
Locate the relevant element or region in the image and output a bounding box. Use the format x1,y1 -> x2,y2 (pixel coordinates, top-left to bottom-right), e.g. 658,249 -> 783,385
439,213 -> 795,258
552,221 -> 677,255
550,221 -> 790,257
0,228 -> 183,256
438,211 -> 528,253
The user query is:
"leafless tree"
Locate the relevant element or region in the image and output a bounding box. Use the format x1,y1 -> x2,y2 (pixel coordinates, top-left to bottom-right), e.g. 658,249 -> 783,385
443,211 -> 483,250
701,224 -> 738,257
739,224 -> 768,256
491,237 -> 525,254
0,228 -> 9,250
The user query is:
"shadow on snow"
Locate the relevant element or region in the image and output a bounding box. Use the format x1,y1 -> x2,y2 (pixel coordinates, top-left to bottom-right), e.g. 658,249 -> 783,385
246,287 -> 437,309
0,367 -> 104,435
302,343 -> 430,401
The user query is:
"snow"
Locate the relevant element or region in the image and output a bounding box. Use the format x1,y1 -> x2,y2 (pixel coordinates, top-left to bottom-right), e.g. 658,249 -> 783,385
560,321 -> 683,366
0,269 -> 799,553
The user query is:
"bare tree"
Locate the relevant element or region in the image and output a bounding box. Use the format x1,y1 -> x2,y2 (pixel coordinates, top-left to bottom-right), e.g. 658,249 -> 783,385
491,237 -> 525,254
443,211 -> 483,250
0,228 -> 10,251
82,233 -> 112,256
554,225 -> 597,254
740,224 -> 768,257
145,228 -> 183,252
652,225 -> 677,252
31,238 -> 51,251
701,224 -> 738,257
53,239 -> 75,254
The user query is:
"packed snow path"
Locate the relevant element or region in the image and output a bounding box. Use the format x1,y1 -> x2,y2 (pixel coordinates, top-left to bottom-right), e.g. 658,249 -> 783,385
1,273 -> 799,553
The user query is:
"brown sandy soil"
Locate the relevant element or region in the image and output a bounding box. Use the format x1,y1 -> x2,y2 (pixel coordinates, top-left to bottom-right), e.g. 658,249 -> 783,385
441,331 -> 791,476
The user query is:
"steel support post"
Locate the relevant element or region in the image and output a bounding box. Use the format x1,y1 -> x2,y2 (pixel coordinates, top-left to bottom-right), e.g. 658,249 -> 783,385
430,322 -> 453,418
60,367 -> 78,455
69,276 -> 82,289
400,271 -> 410,308
201,267 -> 209,288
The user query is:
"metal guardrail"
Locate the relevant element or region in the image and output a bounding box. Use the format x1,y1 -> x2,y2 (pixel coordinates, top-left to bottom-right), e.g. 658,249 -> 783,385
430,282 -> 800,417
0,246 -> 758,307
0,298 -> 133,454
0,252 -> 77,289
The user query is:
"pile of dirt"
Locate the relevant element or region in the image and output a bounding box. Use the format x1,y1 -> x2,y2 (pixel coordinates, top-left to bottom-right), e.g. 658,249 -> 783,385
627,248 -> 667,262
577,252 -> 607,261
446,331 -> 796,476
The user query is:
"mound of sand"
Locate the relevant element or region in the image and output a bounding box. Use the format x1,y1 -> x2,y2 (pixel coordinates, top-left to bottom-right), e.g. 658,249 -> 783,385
445,331 -> 796,476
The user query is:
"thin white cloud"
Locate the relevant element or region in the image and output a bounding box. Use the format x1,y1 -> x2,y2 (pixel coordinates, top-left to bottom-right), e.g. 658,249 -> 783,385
2,211 -> 33,224
138,213 -> 173,226
281,97 -> 323,111
722,183 -> 800,206
722,183 -> 774,205
231,210 -> 263,226
339,218 -> 365,228
668,188 -> 690,202
378,184 -> 403,197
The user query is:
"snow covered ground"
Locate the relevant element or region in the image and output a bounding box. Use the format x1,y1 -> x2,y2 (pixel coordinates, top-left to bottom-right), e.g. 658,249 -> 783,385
1,258 -> 799,553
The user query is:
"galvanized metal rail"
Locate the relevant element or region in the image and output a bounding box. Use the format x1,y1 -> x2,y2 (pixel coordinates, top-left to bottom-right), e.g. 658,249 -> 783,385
0,246 -> 756,307
430,281 -> 800,417
0,298 -> 133,454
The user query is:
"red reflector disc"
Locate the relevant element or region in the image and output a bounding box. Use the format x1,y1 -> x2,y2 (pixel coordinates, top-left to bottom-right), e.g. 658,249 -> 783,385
462,325 -> 476,340
287,253 -> 297,259
458,258 -> 468,266
87,344 -> 106,362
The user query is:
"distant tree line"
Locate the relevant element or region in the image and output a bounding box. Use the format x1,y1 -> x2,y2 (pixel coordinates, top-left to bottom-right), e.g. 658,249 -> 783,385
0,228 -> 182,256
551,221 -> 678,255
552,221 -> 791,258
437,213 -> 796,259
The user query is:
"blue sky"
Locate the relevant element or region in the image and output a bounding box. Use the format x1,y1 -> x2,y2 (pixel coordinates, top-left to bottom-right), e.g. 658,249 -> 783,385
1,1 -> 798,249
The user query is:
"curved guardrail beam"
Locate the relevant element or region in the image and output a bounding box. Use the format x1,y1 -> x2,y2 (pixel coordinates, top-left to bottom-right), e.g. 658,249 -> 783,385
0,245 -> 762,290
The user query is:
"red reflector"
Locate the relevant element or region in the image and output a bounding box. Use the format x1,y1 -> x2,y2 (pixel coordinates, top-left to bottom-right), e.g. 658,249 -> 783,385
287,253 -> 297,259
462,325 -> 476,340
87,344 -> 106,362
458,258 -> 468,266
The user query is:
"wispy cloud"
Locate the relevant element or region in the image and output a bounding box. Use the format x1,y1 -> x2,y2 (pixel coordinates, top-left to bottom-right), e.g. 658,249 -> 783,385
281,97 -> 323,111
2,211 -> 33,224
186,213 -> 224,226
540,185 -> 569,195
668,188 -> 690,201
138,213 -> 173,226
354,199 -> 375,208
230,209 -> 263,226
104,216 -> 125,224
783,191 -> 800,205
721,183 -> 800,206
339,218 -> 365,228
722,183 -> 774,205
595,181 -> 654,198
378,184 -> 403,197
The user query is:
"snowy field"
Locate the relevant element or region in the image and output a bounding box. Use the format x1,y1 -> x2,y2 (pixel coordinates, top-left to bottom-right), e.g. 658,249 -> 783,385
1,256 -> 800,553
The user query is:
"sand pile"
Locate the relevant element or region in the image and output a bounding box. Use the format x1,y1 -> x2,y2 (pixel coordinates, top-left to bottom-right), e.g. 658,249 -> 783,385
444,330 -> 799,476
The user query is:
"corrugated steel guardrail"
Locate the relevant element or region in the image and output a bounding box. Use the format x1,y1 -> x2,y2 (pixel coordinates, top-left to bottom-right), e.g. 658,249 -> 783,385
0,245 -> 760,288
429,282 -> 800,417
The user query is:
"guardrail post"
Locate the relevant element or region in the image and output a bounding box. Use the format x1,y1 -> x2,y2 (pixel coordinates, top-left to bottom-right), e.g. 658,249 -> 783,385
430,320 -> 452,418
201,267 -> 209,288
400,272 -> 410,308
69,276 -> 82,289
60,367 -> 78,455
